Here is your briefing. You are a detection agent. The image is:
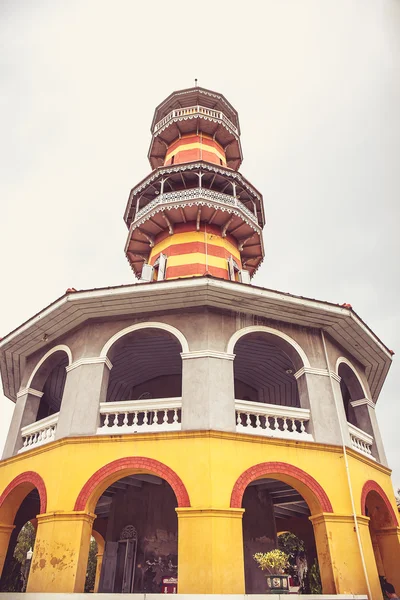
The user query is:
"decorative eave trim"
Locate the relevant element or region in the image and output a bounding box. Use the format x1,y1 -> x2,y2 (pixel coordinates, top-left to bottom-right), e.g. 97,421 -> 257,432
350,398 -> 375,409
128,161 -> 262,202
181,350 -> 235,361
66,357 -> 113,373
294,366 -> 341,382
16,388 -> 43,399
131,194 -> 261,233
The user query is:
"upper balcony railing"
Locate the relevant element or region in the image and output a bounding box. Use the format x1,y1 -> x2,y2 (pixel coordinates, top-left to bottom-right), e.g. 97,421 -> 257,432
19,412 -> 59,453
16,401 -> 375,462
348,422 -> 375,460
235,399 -> 313,441
153,105 -> 239,136
135,187 -> 258,225
97,398 -> 182,435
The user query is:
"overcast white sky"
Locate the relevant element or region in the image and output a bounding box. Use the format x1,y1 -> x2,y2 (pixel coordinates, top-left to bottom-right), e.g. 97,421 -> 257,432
1,0 -> 399,487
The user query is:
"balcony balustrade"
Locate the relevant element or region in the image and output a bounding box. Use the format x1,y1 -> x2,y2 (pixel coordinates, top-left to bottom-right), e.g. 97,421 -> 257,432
97,398 -> 182,435
19,412 -> 59,453
348,422 -> 375,460
135,187 -> 258,225
16,400 -> 377,461
235,399 -> 313,441
153,105 -> 239,136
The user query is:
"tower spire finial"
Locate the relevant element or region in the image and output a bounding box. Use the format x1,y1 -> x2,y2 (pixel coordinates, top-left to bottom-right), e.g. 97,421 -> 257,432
195,78 -> 198,87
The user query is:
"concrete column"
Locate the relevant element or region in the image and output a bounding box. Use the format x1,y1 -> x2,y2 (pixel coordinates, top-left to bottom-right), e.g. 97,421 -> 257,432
310,512 -> 381,598
0,524 -> 15,578
27,511 -> 95,593
296,371 -> 350,446
94,551 -> 104,593
181,352 -> 235,432
176,508 -> 245,594
375,526 -> 400,593
356,515 -> 382,599
351,399 -> 387,465
2,389 -> 42,459
56,358 -> 111,439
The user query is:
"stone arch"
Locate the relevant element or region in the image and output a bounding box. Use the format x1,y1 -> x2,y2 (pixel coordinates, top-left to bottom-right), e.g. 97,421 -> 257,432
0,472 -> 47,523
100,322 -> 190,357
227,325 -> 310,370
361,480 -> 398,526
26,344 -> 73,390
230,461 -> 333,514
74,457 -> 190,513
336,356 -> 369,401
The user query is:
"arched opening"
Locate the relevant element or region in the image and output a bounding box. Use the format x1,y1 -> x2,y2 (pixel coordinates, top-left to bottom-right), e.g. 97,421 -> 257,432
100,327 -> 184,435
231,329 -> 311,440
0,473 -> 46,592
338,360 -> 376,459
231,463 -> 332,595
18,349 -> 70,452
75,458 -> 189,594
362,481 -> 400,595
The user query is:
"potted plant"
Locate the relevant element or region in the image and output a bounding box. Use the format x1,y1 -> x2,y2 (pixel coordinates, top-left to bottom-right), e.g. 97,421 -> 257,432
253,549 -> 290,595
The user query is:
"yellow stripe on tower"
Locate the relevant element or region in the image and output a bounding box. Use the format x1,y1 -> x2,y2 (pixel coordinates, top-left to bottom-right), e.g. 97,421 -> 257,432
165,142 -> 227,164
166,253 -> 231,269
150,231 -> 241,262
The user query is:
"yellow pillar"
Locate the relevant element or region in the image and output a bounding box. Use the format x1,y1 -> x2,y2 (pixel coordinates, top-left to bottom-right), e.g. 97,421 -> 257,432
375,526 -> 400,593
356,515 -> 382,600
310,513 -> 375,597
94,551 -> 104,593
26,511 -> 95,593
0,523 -> 15,578
176,508 -> 245,594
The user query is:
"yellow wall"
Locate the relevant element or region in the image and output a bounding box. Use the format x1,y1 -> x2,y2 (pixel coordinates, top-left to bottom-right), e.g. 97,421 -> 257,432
0,431 -> 398,596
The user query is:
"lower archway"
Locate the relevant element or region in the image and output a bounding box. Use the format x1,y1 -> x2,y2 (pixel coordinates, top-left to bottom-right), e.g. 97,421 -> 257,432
231,463 -> 332,594
0,472 -> 46,591
75,458 -> 189,594
362,480 -> 400,596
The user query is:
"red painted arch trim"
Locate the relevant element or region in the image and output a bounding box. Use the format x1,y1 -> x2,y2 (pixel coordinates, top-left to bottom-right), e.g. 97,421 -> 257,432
230,462 -> 333,513
0,471 -> 47,514
361,480 -> 398,525
74,457 -> 190,511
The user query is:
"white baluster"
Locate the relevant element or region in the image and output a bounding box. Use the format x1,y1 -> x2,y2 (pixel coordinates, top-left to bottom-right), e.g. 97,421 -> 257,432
265,416 -> 271,431
283,417 -> 288,431
236,411 -> 241,426
143,410 -> 148,426
123,412 -> 128,427
291,419 -> 296,433
113,412 -> 119,427
133,411 -> 138,426
173,409 -> 178,424
300,420 -> 306,433
104,413 -> 109,427
273,416 -> 279,431
255,414 -> 261,430
163,410 -> 168,425
246,412 -> 251,427
153,411 -> 159,426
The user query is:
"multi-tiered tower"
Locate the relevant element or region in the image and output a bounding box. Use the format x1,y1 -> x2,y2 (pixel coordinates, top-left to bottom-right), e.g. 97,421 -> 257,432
0,87 -> 399,600
124,87 -> 264,282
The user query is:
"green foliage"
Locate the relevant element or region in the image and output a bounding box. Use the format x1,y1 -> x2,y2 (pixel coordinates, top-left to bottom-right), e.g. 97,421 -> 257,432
253,549 -> 289,574
84,537 -> 98,593
0,522 -> 36,592
13,522 -> 35,564
278,532 -> 305,577
299,559 -> 322,594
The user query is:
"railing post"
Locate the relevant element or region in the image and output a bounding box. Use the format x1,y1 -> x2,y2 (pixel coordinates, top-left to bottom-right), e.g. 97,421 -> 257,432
2,388 -> 42,458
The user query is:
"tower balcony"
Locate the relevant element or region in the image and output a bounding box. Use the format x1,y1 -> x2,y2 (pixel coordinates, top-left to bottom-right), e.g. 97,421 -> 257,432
148,86 -> 243,170
149,105 -> 243,170
124,161 -> 265,278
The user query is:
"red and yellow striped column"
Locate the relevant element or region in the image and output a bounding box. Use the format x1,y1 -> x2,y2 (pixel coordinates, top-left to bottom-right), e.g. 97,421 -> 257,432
149,223 -> 241,280
164,134 -> 227,167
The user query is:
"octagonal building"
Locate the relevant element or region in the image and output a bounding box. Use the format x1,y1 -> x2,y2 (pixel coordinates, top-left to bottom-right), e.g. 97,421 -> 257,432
0,87 -> 398,599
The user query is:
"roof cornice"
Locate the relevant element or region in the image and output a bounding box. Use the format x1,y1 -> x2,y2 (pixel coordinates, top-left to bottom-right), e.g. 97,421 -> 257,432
0,277 -> 392,403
